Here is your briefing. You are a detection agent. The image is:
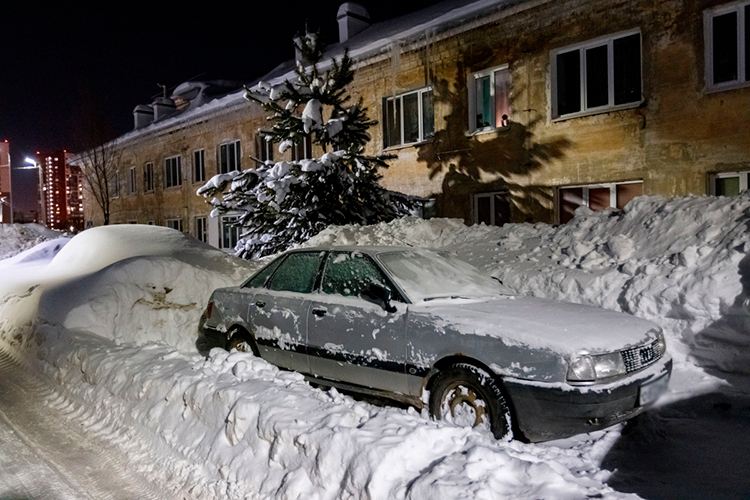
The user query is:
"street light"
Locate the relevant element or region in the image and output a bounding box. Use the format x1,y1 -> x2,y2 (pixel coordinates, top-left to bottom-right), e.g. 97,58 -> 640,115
24,157 -> 45,226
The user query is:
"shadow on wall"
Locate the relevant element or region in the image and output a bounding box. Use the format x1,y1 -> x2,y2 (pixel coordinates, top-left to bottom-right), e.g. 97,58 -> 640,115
415,55 -> 573,224
601,392 -> 750,500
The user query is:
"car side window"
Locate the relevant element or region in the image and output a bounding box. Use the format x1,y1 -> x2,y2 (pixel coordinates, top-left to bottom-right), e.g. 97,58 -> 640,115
266,252 -> 323,293
243,255 -> 285,289
321,252 -> 391,298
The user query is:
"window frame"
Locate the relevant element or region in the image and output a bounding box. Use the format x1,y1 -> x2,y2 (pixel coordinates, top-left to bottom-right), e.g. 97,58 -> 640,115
472,191 -> 511,226
557,180 -> 643,223
111,171 -> 120,199
219,140 -> 242,174
165,218 -> 183,232
550,28 -> 643,120
704,1 -> 749,92
195,216 -> 207,243
709,170 -> 750,195
382,86 -> 435,148
164,155 -> 182,189
220,215 -> 241,250
291,134 -> 313,161
143,162 -> 154,193
256,134 -> 274,163
467,64 -> 511,133
193,149 -> 205,183
128,166 -> 137,195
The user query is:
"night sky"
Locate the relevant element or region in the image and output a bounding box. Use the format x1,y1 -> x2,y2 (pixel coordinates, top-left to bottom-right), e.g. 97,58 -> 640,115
1,1 -> 440,212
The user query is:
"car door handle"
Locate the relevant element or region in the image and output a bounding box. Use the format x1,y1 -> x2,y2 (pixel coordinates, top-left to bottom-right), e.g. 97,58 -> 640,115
312,307 -> 327,317
255,300 -> 266,308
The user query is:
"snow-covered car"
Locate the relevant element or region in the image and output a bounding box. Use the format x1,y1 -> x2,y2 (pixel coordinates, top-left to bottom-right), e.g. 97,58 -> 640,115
202,246 -> 671,442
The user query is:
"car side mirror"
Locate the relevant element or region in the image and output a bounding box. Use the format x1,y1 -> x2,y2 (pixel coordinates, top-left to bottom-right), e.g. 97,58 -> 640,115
361,283 -> 397,313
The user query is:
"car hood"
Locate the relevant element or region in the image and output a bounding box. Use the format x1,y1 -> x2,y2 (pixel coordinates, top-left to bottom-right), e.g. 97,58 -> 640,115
409,295 -> 659,355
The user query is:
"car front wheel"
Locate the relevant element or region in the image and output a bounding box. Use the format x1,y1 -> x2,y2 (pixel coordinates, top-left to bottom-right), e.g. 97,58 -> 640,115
429,363 -> 513,440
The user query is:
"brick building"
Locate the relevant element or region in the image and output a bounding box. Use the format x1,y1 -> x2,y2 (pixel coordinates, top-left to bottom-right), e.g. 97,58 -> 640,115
0,141 -> 10,223
79,0 -> 750,247
36,151 -> 84,232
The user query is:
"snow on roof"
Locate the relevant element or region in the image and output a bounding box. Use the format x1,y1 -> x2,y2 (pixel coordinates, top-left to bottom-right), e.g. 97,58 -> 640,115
113,0 -> 534,147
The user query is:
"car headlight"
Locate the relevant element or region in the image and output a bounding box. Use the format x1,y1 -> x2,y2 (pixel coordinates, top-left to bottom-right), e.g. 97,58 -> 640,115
655,330 -> 667,357
567,351 -> 627,382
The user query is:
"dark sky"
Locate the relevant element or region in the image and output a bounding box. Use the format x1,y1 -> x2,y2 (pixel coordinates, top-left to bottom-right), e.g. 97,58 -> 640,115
1,1 -> 441,211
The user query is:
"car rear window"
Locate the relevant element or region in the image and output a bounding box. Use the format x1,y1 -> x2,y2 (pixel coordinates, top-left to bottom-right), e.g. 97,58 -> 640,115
267,252 -> 324,294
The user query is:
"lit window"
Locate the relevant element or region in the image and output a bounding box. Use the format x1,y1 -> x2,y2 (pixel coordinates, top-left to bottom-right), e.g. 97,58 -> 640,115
468,65 -> 510,132
551,30 -> 642,119
704,1 -> 749,90
164,156 -> 182,188
383,87 -> 434,147
219,140 -> 241,173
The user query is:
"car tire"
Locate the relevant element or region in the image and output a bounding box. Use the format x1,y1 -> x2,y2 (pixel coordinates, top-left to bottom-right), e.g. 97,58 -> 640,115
226,327 -> 260,356
429,363 -> 513,440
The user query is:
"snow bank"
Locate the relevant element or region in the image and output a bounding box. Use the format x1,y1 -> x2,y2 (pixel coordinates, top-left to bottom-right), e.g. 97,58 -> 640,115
0,223 -> 63,260
305,195 -> 750,375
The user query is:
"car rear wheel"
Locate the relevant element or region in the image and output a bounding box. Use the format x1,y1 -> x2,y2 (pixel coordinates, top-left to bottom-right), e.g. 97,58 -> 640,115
226,328 -> 259,356
429,363 -> 513,440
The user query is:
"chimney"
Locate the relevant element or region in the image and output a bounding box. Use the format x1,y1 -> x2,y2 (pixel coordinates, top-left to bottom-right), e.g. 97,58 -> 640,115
337,3 -> 370,43
152,97 -> 176,122
133,104 -> 154,129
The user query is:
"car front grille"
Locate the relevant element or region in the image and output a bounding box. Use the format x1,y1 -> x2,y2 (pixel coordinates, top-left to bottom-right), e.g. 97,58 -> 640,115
621,339 -> 662,373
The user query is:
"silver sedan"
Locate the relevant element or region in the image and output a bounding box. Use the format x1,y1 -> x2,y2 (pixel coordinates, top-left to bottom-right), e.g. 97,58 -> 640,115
202,246 -> 671,442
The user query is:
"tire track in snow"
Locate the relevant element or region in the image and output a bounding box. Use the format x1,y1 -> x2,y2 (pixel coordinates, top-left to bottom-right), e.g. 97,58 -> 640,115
0,350 -> 170,500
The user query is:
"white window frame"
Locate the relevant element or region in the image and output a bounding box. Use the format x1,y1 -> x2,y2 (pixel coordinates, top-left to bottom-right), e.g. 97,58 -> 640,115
193,149 -> 205,183
164,156 -> 182,188
219,140 -> 242,174
468,64 -> 511,133
195,216 -> 208,243
128,166 -> 136,194
709,170 -> 750,195
220,215 -> 240,250
144,162 -> 154,192
383,86 -> 434,148
165,218 -> 183,232
704,1 -> 749,91
557,180 -> 643,223
550,29 -> 643,120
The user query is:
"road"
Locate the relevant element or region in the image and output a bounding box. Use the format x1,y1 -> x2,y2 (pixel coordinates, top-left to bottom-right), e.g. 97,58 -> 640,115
0,351 -> 172,500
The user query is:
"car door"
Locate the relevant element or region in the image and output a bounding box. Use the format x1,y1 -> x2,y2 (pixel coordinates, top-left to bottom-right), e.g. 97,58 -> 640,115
247,251 -> 324,374
307,251 -> 409,394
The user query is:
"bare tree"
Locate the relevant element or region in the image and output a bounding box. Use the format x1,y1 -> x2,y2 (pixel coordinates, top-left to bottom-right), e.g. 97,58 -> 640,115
69,90 -> 122,226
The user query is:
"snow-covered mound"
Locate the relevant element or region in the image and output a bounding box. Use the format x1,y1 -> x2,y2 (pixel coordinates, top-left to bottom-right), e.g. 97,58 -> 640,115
306,195 -> 750,375
37,225 -> 259,352
0,223 -> 63,260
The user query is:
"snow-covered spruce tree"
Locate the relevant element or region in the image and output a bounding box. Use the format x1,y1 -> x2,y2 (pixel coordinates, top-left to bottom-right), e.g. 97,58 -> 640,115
198,33 -> 414,258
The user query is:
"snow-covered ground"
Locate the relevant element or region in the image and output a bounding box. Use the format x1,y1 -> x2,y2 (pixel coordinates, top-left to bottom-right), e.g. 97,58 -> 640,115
1,195 -> 749,499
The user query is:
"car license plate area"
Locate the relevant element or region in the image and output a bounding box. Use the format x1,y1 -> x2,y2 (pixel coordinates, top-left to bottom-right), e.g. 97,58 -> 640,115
639,374 -> 668,406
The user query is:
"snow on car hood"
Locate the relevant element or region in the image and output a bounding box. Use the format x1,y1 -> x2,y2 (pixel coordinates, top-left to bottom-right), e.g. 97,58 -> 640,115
412,294 -> 659,355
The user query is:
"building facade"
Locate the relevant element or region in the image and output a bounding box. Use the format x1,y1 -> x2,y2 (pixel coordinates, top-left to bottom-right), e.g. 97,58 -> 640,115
0,141 -> 11,223
82,0 -> 750,248
36,150 -> 84,232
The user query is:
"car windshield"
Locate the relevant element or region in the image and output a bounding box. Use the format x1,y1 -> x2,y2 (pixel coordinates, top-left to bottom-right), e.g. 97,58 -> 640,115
376,249 -> 513,302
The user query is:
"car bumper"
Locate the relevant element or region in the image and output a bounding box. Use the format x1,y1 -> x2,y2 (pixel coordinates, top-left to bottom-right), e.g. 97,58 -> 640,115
504,355 -> 672,442
201,325 -> 227,350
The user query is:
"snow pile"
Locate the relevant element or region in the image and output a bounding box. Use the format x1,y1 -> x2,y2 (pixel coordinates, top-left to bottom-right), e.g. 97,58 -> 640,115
306,195 -> 750,375
0,223 -> 63,260
37,331 -> 637,500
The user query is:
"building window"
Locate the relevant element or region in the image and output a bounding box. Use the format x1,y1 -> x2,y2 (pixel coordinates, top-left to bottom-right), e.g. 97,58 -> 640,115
144,162 -> 154,192
710,170 -> 750,195
193,149 -> 205,183
195,216 -> 208,243
256,135 -> 274,163
146,220 -> 154,225
128,166 -> 136,194
473,191 -> 511,226
291,134 -> 312,161
111,171 -> 120,198
383,87 -> 434,148
221,215 -> 240,250
558,181 -> 643,224
705,2 -> 749,90
468,65 -> 511,132
551,30 -> 642,119
165,218 -> 183,232
164,156 -> 182,188
220,140 -> 242,173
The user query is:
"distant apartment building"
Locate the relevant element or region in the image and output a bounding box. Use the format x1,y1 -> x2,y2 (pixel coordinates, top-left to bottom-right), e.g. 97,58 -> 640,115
0,141 -> 11,223
35,150 -> 84,232
80,0 -> 750,249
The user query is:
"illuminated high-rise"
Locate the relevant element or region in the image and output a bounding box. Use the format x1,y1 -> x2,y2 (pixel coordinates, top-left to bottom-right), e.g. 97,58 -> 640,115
0,141 -> 10,223
35,150 -> 84,232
